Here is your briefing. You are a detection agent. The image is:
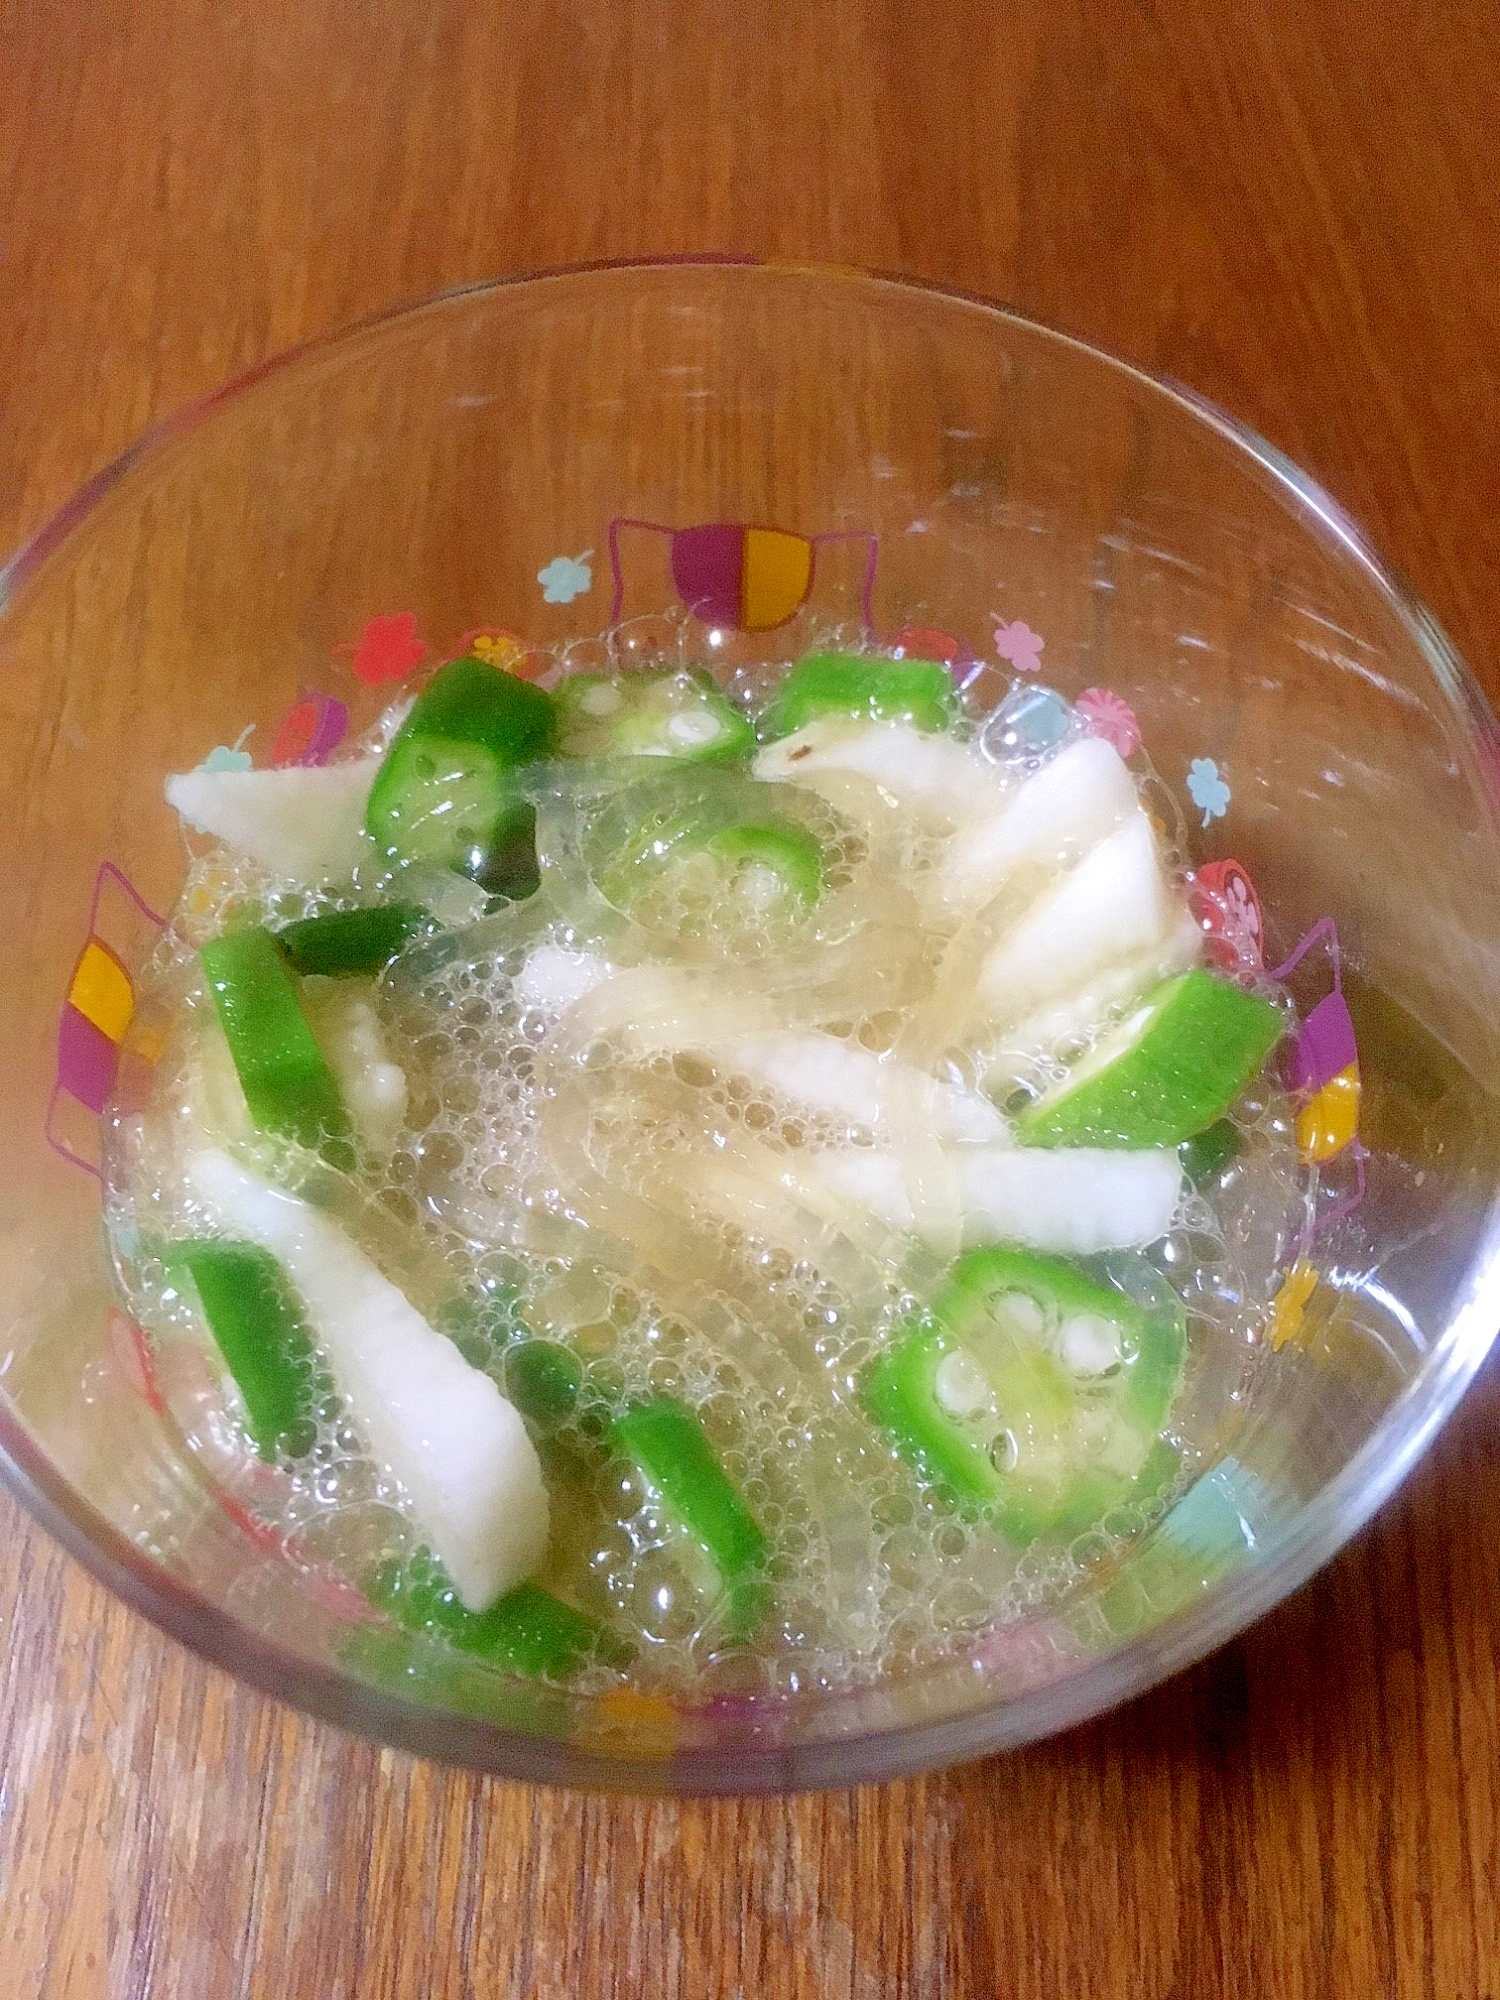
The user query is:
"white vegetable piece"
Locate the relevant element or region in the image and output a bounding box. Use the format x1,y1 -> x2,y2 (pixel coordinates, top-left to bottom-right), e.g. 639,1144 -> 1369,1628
939,736 -> 1140,914
980,910 -> 1201,1089
976,814 -> 1177,1026
187,1148 -> 548,1611
300,977 -> 409,1161
513,945 -> 615,1017
754,720 -> 1008,826
729,1032 -> 1008,1144
165,756 -> 382,883
515,942 -> 1009,1145
810,1143 -> 1183,1254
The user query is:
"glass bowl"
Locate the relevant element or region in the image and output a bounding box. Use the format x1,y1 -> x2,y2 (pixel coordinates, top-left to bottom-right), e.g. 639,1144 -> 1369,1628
2,260 -> 1497,1794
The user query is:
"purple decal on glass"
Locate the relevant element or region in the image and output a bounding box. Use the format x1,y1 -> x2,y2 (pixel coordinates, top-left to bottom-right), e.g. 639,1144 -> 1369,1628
271,692 -> 350,767
47,861 -> 167,1177
1268,915 -> 1367,1250
669,523 -> 744,626
1288,988 -> 1358,1096
56,1007 -> 120,1115
609,517 -> 880,632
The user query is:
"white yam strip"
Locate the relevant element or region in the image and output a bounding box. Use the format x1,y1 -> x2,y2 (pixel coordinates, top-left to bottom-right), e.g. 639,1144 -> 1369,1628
754,720 -> 1009,827
976,814 -> 1177,1026
300,977 -> 408,1162
810,1144 -> 1183,1254
186,1147 -> 548,1611
165,757 -> 382,882
980,910 -> 1202,1091
939,736 -> 1140,914
729,1033 -> 1008,1145
520,948 -> 1008,1146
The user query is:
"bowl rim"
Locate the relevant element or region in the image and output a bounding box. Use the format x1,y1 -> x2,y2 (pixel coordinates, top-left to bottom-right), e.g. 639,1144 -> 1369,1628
3,254 -> 1498,1794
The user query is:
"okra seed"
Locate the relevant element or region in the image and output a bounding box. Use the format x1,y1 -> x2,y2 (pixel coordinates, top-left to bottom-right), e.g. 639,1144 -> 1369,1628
1060,1313 -> 1124,1377
993,1290 -> 1047,1340
934,1349 -> 992,1417
667,710 -> 720,746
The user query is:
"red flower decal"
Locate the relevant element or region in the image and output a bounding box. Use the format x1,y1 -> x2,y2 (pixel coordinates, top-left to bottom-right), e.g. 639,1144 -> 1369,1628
891,623 -> 970,665
271,692 -> 349,766
342,612 -> 428,686
1190,858 -> 1265,972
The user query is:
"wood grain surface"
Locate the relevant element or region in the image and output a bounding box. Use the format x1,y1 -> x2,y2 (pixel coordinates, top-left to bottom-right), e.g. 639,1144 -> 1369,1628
3,2 -> 1500,1994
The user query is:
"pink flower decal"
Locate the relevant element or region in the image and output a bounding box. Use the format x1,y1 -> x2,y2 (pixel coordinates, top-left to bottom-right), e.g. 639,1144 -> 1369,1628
992,618 -> 1045,674
341,612 -> 428,686
1076,687 -> 1141,759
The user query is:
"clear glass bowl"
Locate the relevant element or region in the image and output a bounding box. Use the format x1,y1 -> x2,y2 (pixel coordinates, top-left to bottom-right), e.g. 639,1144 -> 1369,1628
2,260 -> 1498,1793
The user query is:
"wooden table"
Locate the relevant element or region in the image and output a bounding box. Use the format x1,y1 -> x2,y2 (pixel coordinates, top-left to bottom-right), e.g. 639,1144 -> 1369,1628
3,3 -> 1499,1993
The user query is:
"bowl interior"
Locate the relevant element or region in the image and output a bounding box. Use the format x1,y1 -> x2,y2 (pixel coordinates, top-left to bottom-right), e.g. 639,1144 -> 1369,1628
2,262 -> 1498,1790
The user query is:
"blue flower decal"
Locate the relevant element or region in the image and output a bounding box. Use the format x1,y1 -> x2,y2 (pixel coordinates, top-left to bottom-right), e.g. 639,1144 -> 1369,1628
538,550 -> 594,604
1187,757 -> 1230,828
980,682 -> 1074,767
200,727 -> 254,774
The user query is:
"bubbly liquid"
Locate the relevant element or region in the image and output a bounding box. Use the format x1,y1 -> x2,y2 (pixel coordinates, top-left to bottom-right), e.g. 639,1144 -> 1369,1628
104,634 -> 1310,1698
